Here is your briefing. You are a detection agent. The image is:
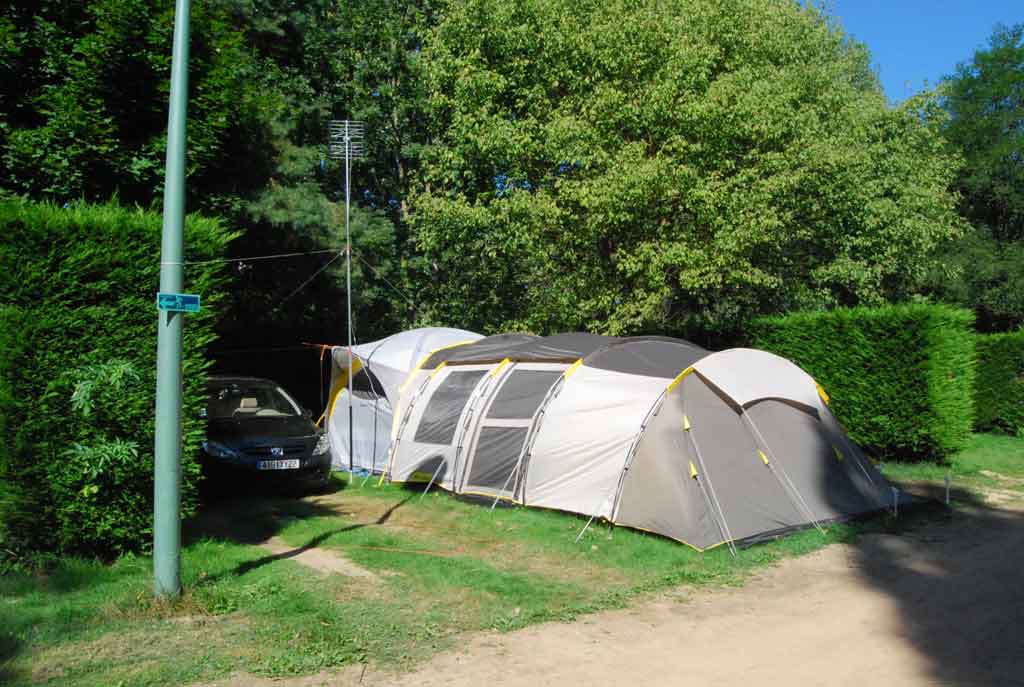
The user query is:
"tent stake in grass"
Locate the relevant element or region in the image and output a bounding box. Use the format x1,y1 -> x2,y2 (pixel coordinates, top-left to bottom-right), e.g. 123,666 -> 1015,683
945,473 -> 952,505
153,0 -> 191,599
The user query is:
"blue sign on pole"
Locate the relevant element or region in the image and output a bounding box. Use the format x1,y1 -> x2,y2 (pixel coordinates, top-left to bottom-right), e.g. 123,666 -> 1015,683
156,292 -> 201,313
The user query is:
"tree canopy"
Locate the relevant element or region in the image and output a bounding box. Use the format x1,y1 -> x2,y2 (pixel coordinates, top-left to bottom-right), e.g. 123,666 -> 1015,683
410,0 -> 965,340
931,23 -> 1024,332
943,23 -> 1024,243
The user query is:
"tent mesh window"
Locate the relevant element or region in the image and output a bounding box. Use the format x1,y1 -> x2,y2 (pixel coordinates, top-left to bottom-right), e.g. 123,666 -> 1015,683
413,370 -> 487,445
466,426 -> 530,489
485,370 -> 563,419
351,367 -> 386,400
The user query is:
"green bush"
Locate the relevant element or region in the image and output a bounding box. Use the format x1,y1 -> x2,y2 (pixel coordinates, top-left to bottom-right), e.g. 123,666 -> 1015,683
0,200 -> 233,557
975,330 -> 1024,436
750,304 -> 976,461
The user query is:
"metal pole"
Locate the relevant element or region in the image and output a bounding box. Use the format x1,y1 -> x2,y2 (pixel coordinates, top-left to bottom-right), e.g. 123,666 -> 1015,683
153,0 -> 191,598
345,124 -> 354,477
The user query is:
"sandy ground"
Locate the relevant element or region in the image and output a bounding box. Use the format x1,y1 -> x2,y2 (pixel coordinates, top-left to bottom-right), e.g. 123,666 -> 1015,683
200,490 -> 1024,687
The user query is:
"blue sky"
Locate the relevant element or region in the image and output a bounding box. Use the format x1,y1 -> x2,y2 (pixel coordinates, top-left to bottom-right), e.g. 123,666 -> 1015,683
827,1 -> 1022,102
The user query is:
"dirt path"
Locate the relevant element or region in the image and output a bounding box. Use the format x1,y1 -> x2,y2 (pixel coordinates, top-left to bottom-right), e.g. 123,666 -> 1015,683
202,497 -> 1024,687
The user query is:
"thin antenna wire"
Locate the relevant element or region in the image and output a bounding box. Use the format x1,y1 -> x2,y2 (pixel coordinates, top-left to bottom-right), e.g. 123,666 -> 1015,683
274,250 -> 345,308
353,250 -> 416,308
179,248 -> 342,266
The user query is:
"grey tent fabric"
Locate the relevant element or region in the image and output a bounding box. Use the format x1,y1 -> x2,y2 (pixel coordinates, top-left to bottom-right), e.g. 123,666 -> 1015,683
486,370 -> 564,419
583,337 -> 708,377
414,369 -> 487,445
465,426 -> 530,492
614,390 -> 720,548
380,331 -> 895,550
424,333 -> 616,367
676,373 -> 806,544
422,334 -> 541,367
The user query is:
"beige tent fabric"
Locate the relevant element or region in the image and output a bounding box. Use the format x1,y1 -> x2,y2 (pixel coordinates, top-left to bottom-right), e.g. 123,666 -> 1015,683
691,347 -> 824,410
522,366 -> 669,518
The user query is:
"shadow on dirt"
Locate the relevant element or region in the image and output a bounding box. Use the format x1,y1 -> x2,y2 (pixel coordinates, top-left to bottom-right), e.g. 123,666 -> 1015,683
843,478 -> 1024,686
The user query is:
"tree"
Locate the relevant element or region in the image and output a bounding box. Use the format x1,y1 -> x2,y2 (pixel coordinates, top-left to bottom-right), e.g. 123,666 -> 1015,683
932,23 -> 1024,331
0,0 -> 273,212
410,0 -> 965,341
943,23 -> 1024,243
0,0 -> 439,406
206,0 -> 439,378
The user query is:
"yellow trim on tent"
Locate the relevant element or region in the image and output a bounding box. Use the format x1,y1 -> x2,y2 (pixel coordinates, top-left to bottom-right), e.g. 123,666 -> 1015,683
832,444 -> 844,462
381,338 -> 478,485
689,461 -> 698,479
758,449 -> 770,466
398,338 -> 477,395
816,382 -> 830,405
666,366 -> 695,393
608,519 -> 731,553
563,358 -> 584,379
683,414 -> 691,431
490,357 -> 512,377
430,361 -> 448,379
318,357 -> 365,428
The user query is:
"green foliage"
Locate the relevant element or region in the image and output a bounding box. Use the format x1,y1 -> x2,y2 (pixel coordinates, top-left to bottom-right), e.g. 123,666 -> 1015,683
750,304 -> 976,461
923,229 -> 1024,332
942,23 -> 1024,243
411,0 -> 964,338
0,0 -> 273,211
975,330 -> 1024,435
931,24 -> 1024,332
0,199 -> 232,557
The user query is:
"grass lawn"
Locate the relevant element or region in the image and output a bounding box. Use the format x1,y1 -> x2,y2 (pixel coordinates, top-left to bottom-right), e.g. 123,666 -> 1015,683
7,434 -> 1021,687
878,433 -> 1024,497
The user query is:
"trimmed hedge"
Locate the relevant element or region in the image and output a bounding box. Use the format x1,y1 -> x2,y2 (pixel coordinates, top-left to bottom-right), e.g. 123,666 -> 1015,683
0,200 -> 233,557
975,330 -> 1024,436
750,304 -> 975,461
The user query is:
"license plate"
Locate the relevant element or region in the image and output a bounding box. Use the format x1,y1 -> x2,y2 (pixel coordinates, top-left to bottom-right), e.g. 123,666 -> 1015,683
258,459 -> 300,470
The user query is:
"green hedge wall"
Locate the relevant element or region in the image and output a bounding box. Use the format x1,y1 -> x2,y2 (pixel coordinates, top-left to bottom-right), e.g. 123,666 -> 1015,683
0,200 -> 233,558
975,330 -> 1024,436
750,304 -> 976,461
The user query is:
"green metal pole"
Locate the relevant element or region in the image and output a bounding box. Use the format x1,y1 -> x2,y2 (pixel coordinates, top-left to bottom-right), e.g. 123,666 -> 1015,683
154,0 -> 191,598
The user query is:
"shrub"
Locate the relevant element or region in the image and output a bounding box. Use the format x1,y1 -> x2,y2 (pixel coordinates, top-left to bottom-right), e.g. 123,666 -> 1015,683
975,330 -> 1024,436
0,199 -> 233,557
749,304 -> 976,461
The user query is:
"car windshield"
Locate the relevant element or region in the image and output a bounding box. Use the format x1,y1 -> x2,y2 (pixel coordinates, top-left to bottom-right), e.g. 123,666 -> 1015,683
206,381 -> 302,419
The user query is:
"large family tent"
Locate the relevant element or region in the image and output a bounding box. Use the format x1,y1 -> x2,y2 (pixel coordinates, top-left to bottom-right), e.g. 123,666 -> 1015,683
376,332 -> 893,551
323,327 -> 481,472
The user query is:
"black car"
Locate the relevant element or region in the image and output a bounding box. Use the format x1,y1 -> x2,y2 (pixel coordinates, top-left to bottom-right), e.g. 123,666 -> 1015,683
200,376 -> 332,490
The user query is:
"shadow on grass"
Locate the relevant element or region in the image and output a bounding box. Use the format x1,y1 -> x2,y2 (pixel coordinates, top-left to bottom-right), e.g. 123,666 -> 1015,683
230,494 -> 414,577
185,474 -> 415,580
839,477 -> 1024,686
187,472 -> 352,546
0,632 -> 22,685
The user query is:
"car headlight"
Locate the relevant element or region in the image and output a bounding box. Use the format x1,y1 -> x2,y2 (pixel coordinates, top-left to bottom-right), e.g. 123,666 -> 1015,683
202,440 -> 241,460
313,433 -> 331,456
